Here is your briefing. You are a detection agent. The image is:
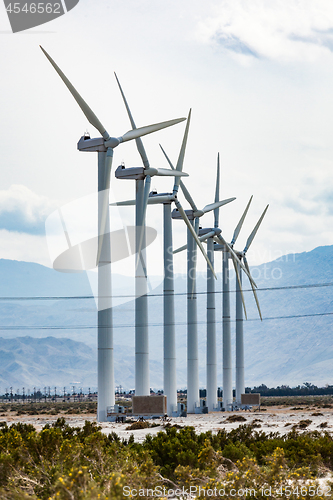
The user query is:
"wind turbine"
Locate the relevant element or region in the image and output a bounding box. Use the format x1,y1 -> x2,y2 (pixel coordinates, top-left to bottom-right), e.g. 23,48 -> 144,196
182,154 -> 225,412
173,154 -> 231,411
170,159 -> 236,414
233,205 -> 269,404
40,46 -> 186,421
112,110 -> 192,415
200,154 -> 224,412
214,196 -> 253,410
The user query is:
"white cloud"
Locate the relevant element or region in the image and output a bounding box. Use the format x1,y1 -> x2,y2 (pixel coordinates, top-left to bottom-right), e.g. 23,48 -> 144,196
0,230 -> 51,267
0,185 -> 56,235
198,0 -> 333,63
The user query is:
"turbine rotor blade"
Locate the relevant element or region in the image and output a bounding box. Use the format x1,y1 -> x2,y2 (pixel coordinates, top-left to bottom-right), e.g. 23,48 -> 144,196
244,205 -> 269,253
173,230 -> 215,254
110,199 -> 136,206
96,149 -> 113,265
159,143 -> 175,170
214,153 -> 220,228
121,118 -> 185,143
202,197 -> 236,214
110,194 -> 174,206
173,243 -> 188,254
154,168 -> 189,177
231,195 -> 253,247
243,255 -> 262,320
179,181 -> 197,210
216,234 -> 257,288
175,200 -> 217,279
160,142 -> 197,210
114,72 -> 149,168
40,46 -> 109,139
174,109 -> 191,191
231,256 -> 247,320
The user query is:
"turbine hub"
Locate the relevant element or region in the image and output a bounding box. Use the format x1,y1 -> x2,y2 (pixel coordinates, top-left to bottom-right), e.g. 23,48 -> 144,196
104,137 -> 120,148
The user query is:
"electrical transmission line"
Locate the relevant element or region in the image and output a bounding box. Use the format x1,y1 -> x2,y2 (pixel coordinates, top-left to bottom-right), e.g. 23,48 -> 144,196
0,280 -> 332,301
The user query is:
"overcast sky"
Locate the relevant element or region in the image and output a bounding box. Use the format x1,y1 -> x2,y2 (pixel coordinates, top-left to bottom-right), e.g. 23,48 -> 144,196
1,0 -> 333,275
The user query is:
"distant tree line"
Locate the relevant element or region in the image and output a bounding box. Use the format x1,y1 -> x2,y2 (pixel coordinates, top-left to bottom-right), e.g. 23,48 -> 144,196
246,382 -> 333,397
196,383 -> 333,398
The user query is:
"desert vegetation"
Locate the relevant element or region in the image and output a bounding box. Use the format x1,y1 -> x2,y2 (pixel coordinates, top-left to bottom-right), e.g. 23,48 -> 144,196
0,419 -> 332,499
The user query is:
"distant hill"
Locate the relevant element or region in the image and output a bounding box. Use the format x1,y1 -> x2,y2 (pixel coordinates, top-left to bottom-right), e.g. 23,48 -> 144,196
0,246 -> 333,390
0,336 -> 96,389
0,259 -> 92,297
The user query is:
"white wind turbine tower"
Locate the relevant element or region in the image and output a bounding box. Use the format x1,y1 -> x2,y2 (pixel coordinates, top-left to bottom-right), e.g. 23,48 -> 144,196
203,154 -> 226,412
170,161 -> 237,414
112,111 -> 193,415
41,46 -> 186,421
199,154 -> 227,411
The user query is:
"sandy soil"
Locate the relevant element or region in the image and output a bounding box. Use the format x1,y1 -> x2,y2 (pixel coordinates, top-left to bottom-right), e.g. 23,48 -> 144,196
1,406 -> 333,442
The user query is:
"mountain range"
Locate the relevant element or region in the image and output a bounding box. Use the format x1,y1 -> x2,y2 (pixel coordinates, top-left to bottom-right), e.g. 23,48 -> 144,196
0,245 -> 333,391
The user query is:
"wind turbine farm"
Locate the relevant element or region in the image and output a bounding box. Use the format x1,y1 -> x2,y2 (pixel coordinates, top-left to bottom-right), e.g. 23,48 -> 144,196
35,40 -> 272,421
3,2 -> 333,496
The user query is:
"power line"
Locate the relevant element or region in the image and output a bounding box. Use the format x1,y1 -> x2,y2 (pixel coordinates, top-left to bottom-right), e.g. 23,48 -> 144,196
0,280 -> 332,301
2,310 -> 333,331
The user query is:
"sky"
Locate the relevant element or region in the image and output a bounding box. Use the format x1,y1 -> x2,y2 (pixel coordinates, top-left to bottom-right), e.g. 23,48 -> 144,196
1,0 -> 333,276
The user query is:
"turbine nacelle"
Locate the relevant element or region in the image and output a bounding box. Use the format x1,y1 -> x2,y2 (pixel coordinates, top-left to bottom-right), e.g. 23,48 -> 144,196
171,206 -> 209,219
115,165 -> 146,180
114,165 -> 188,181
77,134 -> 134,152
171,208 -> 195,221
149,191 -> 170,198
198,227 -> 221,237
78,136 -> 107,153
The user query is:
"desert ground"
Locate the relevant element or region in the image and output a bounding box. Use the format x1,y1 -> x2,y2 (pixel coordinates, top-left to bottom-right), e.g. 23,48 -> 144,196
2,401 -> 333,443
